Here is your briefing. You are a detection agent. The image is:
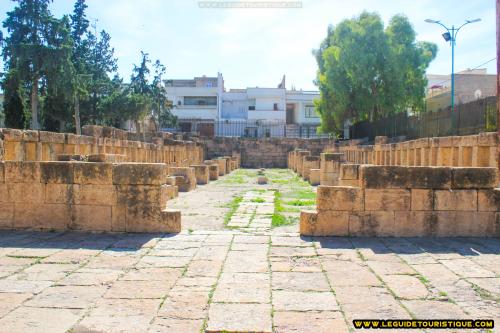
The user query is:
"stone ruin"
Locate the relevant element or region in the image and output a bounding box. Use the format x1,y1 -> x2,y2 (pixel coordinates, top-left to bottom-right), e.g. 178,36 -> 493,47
289,132 -> 500,237
0,126 -> 240,233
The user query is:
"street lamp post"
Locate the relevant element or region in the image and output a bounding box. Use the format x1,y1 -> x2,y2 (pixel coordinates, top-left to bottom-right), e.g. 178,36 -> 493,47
425,18 -> 481,112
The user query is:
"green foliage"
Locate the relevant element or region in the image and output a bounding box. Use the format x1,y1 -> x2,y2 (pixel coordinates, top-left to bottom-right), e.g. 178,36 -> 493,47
314,12 -> 437,132
1,0 -> 174,133
223,195 -> 243,225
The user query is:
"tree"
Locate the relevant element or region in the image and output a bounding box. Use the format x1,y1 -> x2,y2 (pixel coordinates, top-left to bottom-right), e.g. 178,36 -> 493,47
2,68 -> 28,128
150,59 -> 175,130
314,12 -> 437,133
3,0 -> 56,129
128,51 -> 152,131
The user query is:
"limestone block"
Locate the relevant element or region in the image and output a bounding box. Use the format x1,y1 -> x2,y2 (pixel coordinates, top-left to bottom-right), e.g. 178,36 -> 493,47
111,205 -> 126,232
88,154 -> 127,163
309,169 -> 320,186
73,163 -> 113,185
406,167 -> 452,189
208,165 -> 219,181
117,184 -> 169,208
14,203 -> 69,230
394,211 -> 437,237
434,190 -> 477,211
478,189 -> 500,211
125,205 -> 180,233
40,162 -> 73,184
317,186 -> 363,211
217,159 -> 227,176
169,167 -> 196,192
0,203 -> 14,229
5,161 -> 40,183
73,185 -> 117,206
359,165 -> 408,189
70,204 -> 112,231
348,211 -> 395,237
410,189 -> 433,211
0,162 -> 4,183
113,163 -> 167,185
364,189 -> 410,211
44,184 -> 70,204
451,167 -> 497,189
434,211 -> 493,237
7,183 -> 44,203
340,164 -> 359,180
338,179 -> 360,187
258,176 -> 268,185
163,184 -> 178,200
190,165 -> 209,185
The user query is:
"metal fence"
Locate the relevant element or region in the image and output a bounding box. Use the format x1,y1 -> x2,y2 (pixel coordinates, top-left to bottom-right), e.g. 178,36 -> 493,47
349,96 -> 497,141
169,119 -> 330,139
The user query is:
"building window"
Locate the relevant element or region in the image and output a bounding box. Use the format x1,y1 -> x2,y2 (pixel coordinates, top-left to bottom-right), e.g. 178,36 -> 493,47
305,105 -> 319,118
248,106 -> 255,110
177,100 -> 182,106
184,96 -> 217,106
273,103 -> 278,111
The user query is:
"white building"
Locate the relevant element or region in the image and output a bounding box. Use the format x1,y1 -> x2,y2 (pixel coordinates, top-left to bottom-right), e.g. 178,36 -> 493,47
165,73 -> 322,137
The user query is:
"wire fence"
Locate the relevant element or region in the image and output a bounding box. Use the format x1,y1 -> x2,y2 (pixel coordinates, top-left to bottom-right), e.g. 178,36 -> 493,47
349,96 -> 497,141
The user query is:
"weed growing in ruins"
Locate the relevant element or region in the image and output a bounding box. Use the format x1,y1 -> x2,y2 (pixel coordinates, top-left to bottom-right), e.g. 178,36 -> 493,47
271,190 -> 296,227
223,195 -> 243,226
251,197 -> 265,203
285,199 -> 316,206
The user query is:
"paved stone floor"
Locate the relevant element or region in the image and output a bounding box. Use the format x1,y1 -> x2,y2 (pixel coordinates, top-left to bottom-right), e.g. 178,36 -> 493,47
0,169 -> 498,332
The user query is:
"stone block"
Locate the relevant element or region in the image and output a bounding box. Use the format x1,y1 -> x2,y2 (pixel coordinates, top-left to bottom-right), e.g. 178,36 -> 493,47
0,162 -> 4,183
208,165 -> 219,181
44,184 -> 70,204
359,165 -> 408,189
40,162 -> 73,184
394,211 -> 437,237
0,203 -> 14,229
125,205 -> 180,233
309,169 -> 320,186
478,189 -> 500,211
317,186 -> 363,211
406,167 -> 452,189
163,184 -> 178,200
116,185 -> 167,208
7,183 -> 44,203
300,210 -> 348,236
190,165 -> 209,185
73,163 -> 113,185
410,189 -> 433,211
4,161 -> 40,183
71,205 -> 112,231
257,176 -> 268,185
73,185 -> 117,206
348,211 -> 395,237
113,163 -> 167,185
364,189 -> 410,211
433,211 -> 491,237
451,167 -> 497,189
111,205 -> 126,232
39,131 -> 65,143
340,164 -> 359,180
434,190 -> 477,211
14,203 -> 69,230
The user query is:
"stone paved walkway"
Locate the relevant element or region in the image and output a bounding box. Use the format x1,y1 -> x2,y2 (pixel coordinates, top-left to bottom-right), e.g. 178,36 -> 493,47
0,169 -> 498,332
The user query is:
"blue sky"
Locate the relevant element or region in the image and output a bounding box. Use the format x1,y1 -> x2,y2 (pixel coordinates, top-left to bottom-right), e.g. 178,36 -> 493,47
0,0 -> 496,90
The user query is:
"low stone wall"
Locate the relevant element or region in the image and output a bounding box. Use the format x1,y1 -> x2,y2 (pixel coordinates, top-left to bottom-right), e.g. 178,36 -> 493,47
300,165 -> 500,237
203,137 -> 335,168
0,127 -> 203,167
337,132 -> 498,168
0,161 -> 180,233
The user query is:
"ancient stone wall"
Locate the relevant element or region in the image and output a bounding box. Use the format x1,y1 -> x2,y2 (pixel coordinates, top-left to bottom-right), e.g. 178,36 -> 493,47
0,161 -> 180,233
300,165 -> 500,237
202,137 -> 335,168
0,127 -> 203,167
336,132 -> 498,168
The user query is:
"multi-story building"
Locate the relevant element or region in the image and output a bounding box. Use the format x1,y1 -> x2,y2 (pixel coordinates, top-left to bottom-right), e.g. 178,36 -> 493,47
426,68 -> 496,112
164,73 -> 322,137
